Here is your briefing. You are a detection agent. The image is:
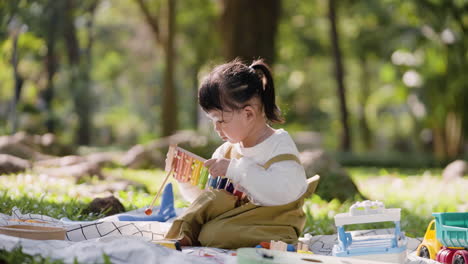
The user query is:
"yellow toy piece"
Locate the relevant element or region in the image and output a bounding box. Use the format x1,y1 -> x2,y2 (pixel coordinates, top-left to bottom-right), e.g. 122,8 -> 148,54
297,250 -> 314,254
416,220 -> 442,259
152,239 -> 181,251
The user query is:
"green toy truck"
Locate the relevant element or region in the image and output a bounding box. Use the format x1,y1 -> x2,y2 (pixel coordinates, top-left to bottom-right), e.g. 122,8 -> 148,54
417,212 -> 468,264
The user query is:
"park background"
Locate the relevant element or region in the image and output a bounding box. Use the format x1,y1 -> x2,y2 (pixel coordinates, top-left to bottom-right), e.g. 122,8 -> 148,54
0,0 -> 467,262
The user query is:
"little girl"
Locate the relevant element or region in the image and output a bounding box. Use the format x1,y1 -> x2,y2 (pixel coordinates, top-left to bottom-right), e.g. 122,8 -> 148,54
164,59 -> 319,249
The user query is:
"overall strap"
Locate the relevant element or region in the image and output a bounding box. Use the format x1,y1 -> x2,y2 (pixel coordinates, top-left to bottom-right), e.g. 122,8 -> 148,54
262,154 -> 301,169
224,145 -> 233,159
224,144 -> 243,159
224,144 -> 300,169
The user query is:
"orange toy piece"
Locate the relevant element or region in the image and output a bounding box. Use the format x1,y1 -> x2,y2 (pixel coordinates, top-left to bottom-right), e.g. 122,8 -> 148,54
260,241 -> 271,249
144,208 -> 153,216
9,219 -> 48,224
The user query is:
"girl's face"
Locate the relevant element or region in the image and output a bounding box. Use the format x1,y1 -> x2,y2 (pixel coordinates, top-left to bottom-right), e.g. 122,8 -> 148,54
206,108 -> 250,144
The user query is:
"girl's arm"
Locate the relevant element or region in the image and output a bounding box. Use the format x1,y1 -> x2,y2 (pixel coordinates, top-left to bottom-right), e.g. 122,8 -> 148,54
226,156 -> 307,206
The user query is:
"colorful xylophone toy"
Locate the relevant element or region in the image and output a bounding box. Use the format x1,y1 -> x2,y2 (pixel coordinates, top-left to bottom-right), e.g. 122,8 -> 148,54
145,145 -> 246,215
165,145 -> 245,199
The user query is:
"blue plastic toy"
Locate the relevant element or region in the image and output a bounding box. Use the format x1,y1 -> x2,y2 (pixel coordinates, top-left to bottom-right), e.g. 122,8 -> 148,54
332,200 -> 407,263
118,183 -> 176,222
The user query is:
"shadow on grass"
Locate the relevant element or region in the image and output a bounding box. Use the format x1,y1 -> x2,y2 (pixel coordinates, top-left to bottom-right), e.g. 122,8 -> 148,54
302,196 -> 433,238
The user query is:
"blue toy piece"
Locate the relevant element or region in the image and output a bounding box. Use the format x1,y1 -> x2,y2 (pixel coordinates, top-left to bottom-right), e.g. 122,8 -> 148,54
217,177 -> 228,189
208,175 -> 219,189
286,244 -> 296,252
118,183 -> 176,222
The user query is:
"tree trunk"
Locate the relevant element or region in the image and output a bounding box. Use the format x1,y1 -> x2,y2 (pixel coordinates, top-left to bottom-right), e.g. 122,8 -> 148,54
445,112 -> 462,159
135,0 -> 178,137
358,56 -> 372,150
63,0 -> 93,145
328,0 -> 351,151
42,2 -> 60,133
433,127 -> 446,160
63,0 -> 80,66
9,32 -> 24,134
161,0 -> 177,136
80,1 -> 98,144
219,0 -> 281,64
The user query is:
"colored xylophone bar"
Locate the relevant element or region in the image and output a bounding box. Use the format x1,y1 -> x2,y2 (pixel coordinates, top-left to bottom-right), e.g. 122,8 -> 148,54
165,145 -> 245,199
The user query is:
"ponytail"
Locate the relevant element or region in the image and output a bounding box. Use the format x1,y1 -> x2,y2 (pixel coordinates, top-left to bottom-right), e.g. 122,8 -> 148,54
250,60 -> 284,124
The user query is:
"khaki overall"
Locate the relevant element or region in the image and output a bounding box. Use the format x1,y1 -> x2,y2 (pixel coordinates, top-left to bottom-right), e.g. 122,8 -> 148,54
165,146 -> 320,249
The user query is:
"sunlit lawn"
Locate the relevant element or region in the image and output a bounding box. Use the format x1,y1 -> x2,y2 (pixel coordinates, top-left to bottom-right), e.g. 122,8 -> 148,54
1,167 -> 467,262
0,169 -> 189,222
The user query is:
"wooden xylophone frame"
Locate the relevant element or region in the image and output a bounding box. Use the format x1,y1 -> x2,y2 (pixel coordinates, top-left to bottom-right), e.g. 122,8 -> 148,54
165,144 -> 245,199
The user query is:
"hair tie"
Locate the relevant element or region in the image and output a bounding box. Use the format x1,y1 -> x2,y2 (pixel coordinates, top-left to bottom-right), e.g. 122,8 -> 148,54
249,64 -> 265,91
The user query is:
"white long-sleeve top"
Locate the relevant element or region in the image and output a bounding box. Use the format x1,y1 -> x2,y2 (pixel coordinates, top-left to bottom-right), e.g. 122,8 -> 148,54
177,129 -> 307,206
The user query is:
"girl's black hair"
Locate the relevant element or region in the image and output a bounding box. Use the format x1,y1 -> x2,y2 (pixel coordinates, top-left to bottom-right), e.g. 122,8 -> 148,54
198,58 -> 284,124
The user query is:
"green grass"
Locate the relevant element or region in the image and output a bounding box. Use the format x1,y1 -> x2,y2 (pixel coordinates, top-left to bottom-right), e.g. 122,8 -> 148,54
0,247 -> 112,264
1,166 -> 467,263
0,247 -> 67,264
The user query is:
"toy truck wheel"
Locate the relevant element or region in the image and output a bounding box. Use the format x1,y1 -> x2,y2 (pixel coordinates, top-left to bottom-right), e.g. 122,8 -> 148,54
452,251 -> 468,264
418,246 -> 431,259
438,248 -> 456,264
453,254 -> 465,264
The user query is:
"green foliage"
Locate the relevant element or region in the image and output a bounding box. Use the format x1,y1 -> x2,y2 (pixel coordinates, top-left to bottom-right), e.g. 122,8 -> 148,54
0,0 -> 467,157
102,254 -> 112,264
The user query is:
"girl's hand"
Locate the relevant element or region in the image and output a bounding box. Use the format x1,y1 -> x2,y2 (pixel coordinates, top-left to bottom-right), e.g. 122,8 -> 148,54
204,158 -> 230,177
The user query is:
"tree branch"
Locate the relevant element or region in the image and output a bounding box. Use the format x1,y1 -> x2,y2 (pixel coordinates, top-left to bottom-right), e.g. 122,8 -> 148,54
448,1 -> 467,35
134,0 -> 161,44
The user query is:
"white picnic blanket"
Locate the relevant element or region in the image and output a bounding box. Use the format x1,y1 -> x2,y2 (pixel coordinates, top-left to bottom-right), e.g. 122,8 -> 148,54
0,208 -> 438,264
0,207 -> 178,241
